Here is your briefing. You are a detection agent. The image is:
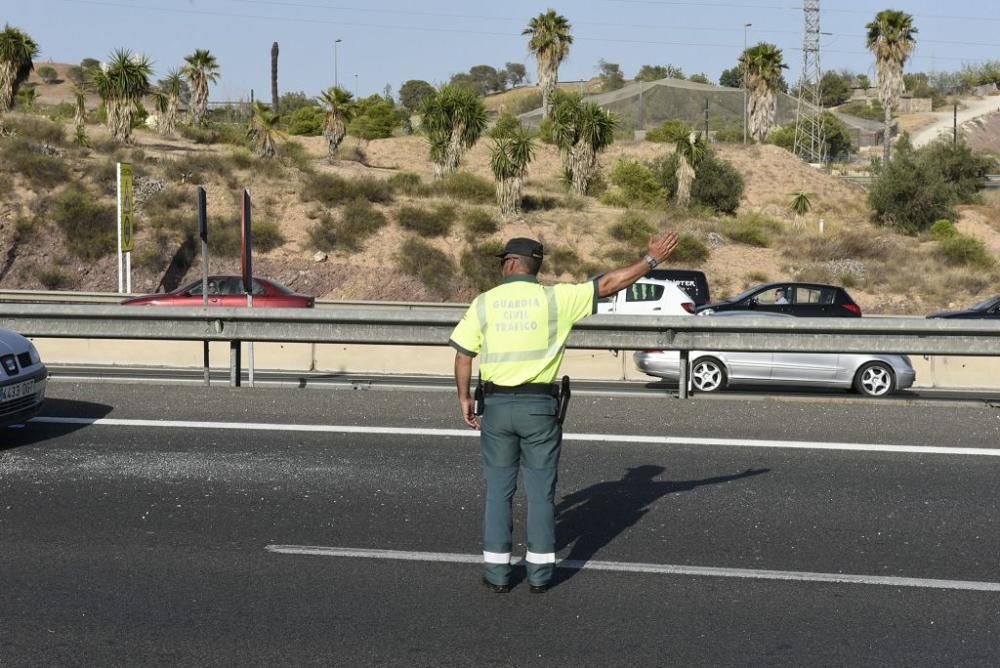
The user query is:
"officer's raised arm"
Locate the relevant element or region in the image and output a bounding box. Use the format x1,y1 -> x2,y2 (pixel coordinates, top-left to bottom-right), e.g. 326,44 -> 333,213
596,230 -> 679,298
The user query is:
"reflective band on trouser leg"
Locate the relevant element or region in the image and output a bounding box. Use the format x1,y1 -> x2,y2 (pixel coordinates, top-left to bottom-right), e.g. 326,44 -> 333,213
483,551 -> 512,564
525,551 -> 556,564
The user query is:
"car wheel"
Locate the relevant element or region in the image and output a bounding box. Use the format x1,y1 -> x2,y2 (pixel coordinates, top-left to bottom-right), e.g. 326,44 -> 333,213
854,362 -> 895,397
691,357 -> 727,393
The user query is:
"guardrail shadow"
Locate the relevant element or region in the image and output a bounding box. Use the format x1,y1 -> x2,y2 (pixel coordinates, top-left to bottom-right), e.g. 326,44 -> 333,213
552,465 -> 770,587
2,399 -> 113,450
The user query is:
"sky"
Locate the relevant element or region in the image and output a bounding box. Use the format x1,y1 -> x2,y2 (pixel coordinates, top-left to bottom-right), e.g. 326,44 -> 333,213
6,0 -> 999,101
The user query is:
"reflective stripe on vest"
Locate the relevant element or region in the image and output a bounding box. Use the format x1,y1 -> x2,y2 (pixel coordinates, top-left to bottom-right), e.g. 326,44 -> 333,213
478,286 -> 560,365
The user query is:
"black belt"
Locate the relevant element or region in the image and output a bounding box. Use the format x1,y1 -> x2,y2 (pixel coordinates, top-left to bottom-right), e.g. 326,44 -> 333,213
483,382 -> 558,396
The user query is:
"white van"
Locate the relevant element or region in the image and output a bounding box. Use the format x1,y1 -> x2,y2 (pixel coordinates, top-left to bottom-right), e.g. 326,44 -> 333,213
596,278 -> 695,316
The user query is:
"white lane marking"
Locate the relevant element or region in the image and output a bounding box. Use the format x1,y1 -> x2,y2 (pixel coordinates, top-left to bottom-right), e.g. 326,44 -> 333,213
265,545 -> 1000,593
29,416 -> 1000,457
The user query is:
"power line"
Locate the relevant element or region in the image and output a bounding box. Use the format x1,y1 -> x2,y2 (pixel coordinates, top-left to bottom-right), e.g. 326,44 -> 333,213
605,0 -> 1000,23
49,0 -> 998,64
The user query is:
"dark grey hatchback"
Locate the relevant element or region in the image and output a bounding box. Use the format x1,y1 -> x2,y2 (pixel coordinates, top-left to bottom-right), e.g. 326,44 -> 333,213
696,282 -> 862,317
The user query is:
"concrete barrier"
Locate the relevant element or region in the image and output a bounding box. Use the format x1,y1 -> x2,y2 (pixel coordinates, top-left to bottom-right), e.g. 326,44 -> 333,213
29,339 -> 1000,390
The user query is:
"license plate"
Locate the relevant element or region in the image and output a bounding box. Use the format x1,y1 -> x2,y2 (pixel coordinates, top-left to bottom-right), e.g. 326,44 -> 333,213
1,379 -> 34,402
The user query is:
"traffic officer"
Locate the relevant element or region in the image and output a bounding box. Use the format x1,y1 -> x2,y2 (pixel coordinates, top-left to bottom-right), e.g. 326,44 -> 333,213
449,231 -> 680,593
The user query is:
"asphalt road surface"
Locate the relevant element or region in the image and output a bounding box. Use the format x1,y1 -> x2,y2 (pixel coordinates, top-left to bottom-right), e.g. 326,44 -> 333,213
3,382 -> 1000,667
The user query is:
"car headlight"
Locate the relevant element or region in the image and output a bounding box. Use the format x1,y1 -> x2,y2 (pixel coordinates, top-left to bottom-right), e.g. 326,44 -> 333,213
697,308 -> 714,316
28,343 -> 41,365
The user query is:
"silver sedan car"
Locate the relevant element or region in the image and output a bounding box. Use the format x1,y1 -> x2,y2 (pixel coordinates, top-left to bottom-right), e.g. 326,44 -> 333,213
633,313 -> 915,397
0,328 -> 47,427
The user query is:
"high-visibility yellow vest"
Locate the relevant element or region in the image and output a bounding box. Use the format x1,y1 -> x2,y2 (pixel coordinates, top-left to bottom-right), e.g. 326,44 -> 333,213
449,275 -> 597,385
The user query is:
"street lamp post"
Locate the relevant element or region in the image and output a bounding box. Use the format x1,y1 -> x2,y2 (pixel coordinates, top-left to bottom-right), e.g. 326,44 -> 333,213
743,23 -> 751,144
334,38 -> 342,89
354,73 -> 359,97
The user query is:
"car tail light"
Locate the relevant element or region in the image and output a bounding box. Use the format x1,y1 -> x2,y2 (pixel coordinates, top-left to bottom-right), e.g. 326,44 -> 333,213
843,303 -> 862,316
681,302 -> 695,313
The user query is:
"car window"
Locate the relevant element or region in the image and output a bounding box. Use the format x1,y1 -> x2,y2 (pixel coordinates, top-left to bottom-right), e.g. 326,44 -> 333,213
250,279 -> 267,296
625,284 -> 665,302
793,287 -> 834,304
755,287 -> 790,305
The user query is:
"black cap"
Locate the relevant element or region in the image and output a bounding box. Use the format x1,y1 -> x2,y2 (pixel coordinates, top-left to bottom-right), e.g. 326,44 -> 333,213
497,238 -> 544,259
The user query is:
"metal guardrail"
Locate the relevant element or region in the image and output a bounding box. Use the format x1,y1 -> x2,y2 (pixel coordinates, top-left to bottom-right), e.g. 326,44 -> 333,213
2,303 -> 997,395
0,289 -> 461,310
841,174 -> 1000,189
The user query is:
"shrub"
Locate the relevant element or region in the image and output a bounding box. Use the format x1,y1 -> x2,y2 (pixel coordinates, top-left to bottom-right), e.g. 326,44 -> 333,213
690,153 -> 744,214
928,219 -> 959,241
280,140 -> 314,173
432,171 -> 494,203
396,203 -> 456,237
348,97 -> 399,139
723,213 -> 782,247
51,186 -> 117,259
936,235 -> 995,269
608,211 -> 656,251
36,65 -> 59,84
337,143 -> 367,164
307,213 -> 338,252
645,120 -> 690,143
299,172 -> 394,206
463,208 -> 498,240
388,171 -> 427,196
601,245 -> 638,265
461,240 -> 505,292
521,193 -> 562,211
286,106 -> 325,136
36,267 -> 76,290
141,186 -> 190,220
919,140 -> 995,204
608,159 -> 666,208
206,217 -> 283,256
868,148 -> 954,234
671,233 -> 710,265
340,198 -> 388,250
509,91 -> 543,116
178,122 -> 247,147
252,221 -> 286,252
545,246 -> 581,277
799,228 -> 895,262
4,116 -> 66,145
398,237 -> 454,296
712,123 -> 744,143
0,138 -> 70,189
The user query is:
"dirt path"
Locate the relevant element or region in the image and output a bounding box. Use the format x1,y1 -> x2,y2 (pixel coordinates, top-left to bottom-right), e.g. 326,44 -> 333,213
911,96 -> 1000,147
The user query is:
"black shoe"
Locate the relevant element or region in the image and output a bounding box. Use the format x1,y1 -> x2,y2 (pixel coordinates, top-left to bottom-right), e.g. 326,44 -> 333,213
482,577 -> 510,594
529,583 -> 549,594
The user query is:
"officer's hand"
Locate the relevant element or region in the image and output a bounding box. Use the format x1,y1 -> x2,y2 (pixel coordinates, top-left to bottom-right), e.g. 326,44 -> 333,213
460,395 -> 480,430
648,230 -> 680,264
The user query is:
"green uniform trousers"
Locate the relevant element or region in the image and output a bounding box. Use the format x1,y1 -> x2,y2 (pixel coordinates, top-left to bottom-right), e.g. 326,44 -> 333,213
480,394 -> 562,586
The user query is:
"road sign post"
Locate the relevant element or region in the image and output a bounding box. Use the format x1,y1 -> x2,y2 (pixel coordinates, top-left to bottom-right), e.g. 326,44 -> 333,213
116,163 -> 135,294
198,187 -> 210,386
241,189 -> 255,387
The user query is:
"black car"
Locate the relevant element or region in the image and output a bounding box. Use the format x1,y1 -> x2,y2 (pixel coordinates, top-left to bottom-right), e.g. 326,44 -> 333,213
927,295 -> 1000,319
696,282 -> 862,317
645,269 -> 711,307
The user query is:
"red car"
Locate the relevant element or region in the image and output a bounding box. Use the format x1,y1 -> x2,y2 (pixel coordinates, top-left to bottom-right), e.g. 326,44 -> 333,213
121,276 -> 315,308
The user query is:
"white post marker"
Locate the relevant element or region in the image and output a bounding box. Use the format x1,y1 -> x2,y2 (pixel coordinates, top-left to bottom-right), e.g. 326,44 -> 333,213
116,162 -> 135,294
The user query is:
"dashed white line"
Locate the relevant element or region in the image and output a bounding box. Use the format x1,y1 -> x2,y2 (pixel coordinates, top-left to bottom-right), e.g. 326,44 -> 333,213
28,416 -> 1000,457
265,545 -> 1000,592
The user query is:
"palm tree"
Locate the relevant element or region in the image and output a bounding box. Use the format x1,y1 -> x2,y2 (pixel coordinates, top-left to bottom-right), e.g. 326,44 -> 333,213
866,10 -> 917,165
673,130 -> 707,208
72,85 -> 89,146
549,93 -> 617,195
420,85 -> 487,177
318,86 -> 355,162
247,100 -> 282,158
788,191 -> 813,228
490,124 -> 535,217
182,49 -> 219,126
157,68 -> 183,137
523,10 -> 573,119
0,24 -> 39,113
90,49 -> 153,144
740,42 -> 788,143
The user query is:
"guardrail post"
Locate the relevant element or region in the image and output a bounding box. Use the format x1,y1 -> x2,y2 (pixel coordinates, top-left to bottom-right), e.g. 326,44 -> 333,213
230,340 -> 241,387
678,350 -> 690,399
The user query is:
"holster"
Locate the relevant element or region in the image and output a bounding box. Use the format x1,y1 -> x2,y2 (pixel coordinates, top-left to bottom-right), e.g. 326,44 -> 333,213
557,375 -> 572,424
474,380 -> 485,416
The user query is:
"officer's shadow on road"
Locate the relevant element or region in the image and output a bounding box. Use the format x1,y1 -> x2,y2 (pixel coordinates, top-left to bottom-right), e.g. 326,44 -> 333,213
1,399 -> 113,450
553,465 -> 770,586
